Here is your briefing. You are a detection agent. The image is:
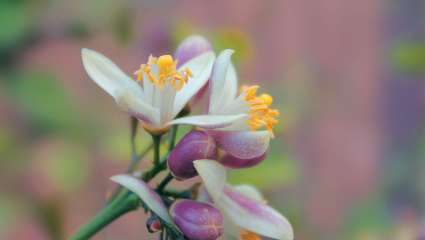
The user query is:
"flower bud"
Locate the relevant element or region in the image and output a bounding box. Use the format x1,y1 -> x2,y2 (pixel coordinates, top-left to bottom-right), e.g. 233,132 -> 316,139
219,152 -> 266,169
146,215 -> 162,233
175,35 -> 213,104
175,35 -> 213,67
170,200 -> 223,240
168,131 -> 217,180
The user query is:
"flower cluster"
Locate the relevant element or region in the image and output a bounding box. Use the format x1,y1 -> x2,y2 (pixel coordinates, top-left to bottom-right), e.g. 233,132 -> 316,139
81,35 -> 293,240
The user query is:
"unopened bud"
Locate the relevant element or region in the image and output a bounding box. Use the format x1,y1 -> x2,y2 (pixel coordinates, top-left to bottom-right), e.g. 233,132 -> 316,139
170,200 -> 223,240
168,131 -> 217,180
175,35 -> 213,67
146,216 -> 162,233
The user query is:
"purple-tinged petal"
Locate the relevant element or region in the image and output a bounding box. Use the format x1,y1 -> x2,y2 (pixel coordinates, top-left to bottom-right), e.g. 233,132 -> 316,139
219,186 -> 294,240
175,35 -> 213,67
233,185 -> 264,203
196,186 -> 213,203
170,200 -> 223,240
209,130 -> 270,159
219,152 -> 266,169
168,130 -> 217,180
110,174 -> 173,224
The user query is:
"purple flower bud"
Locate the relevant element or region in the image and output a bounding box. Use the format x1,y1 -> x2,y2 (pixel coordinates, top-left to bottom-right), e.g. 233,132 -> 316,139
146,216 -> 162,233
175,35 -> 213,67
175,35 -> 213,105
168,130 -> 217,180
170,200 -> 223,240
219,152 -> 267,169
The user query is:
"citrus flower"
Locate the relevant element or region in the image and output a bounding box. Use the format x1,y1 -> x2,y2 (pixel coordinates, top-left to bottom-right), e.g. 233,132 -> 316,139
194,160 -> 294,240
81,36 -> 218,134
170,49 -> 279,162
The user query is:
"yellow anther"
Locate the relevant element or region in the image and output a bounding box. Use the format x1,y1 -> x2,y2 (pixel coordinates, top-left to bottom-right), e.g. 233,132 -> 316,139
134,54 -> 192,91
243,85 -> 259,100
243,85 -> 279,136
239,230 -> 261,240
260,94 -> 273,105
158,55 -> 174,75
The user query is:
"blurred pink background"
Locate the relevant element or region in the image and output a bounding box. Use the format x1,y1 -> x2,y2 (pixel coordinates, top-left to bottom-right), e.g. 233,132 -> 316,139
0,0 -> 424,239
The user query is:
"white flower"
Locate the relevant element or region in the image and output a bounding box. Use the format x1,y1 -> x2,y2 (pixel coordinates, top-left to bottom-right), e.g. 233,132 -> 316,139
81,40 -> 216,134
170,49 -> 279,160
194,160 -> 294,240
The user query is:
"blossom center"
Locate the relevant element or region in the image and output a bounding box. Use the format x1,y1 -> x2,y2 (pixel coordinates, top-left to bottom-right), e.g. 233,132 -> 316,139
136,54 -> 192,91
239,230 -> 261,240
243,85 -> 279,136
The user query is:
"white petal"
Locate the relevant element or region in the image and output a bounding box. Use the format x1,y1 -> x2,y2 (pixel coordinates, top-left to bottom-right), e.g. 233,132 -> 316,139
219,93 -> 250,115
115,90 -> 159,124
82,49 -> 156,122
225,62 -> 238,104
173,51 -> 215,117
219,186 -> 294,240
81,48 -> 144,100
193,160 -> 227,202
158,85 -> 177,125
209,49 -> 238,114
167,114 -> 247,129
209,130 -> 271,159
110,174 -> 173,224
233,185 -> 265,202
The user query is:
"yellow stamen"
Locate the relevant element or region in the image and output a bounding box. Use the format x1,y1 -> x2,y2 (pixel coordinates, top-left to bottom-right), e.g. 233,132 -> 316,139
135,54 -> 192,91
239,230 -> 261,240
243,85 -> 279,137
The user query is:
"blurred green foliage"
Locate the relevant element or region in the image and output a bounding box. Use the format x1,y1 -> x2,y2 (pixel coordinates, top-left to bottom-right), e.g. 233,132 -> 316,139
0,196 -> 25,235
0,1 -> 34,49
229,152 -> 297,189
391,41 -> 425,74
213,30 -> 252,64
43,142 -> 90,193
344,197 -> 391,240
4,71 -> 84,138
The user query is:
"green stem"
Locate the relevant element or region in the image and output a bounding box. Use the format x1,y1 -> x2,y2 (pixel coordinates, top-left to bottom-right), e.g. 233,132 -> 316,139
152,134 -> 162,165
128,144 -> 153,172
168,126 -> 178,152
156,173 -> 174,192
70,192 -> 139,240
70,127 -> 179,240
161,189 -> 191,199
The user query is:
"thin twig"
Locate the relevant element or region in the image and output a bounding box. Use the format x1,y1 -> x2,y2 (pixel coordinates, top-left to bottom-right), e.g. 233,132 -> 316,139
156,173 -> 174,193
